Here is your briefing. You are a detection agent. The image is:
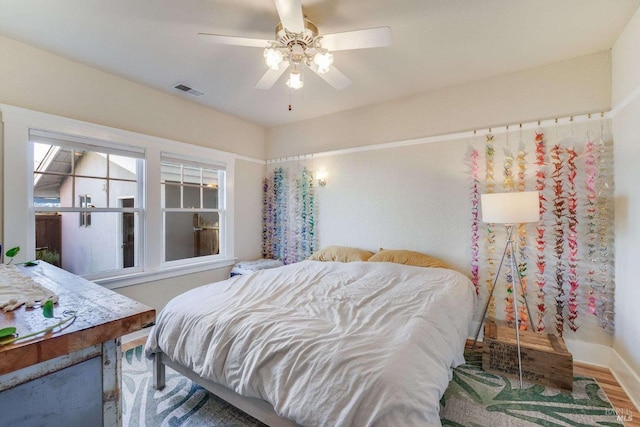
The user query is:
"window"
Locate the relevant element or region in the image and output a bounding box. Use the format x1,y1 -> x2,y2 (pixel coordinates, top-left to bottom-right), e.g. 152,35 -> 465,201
31,130 -> 144,277
3,105 -> 237,288
161,155 -> 226,263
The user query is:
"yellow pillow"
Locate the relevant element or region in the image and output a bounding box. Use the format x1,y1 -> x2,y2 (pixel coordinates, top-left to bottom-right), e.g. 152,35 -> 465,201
308,246 -> 374,262
368,249 -> 447,268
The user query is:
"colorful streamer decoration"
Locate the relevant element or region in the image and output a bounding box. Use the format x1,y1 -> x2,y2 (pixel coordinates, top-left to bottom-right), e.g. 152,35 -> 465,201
485,134 -> 497,319
566,147 -> 580,332
502,147 -> 515,324
263,166 -> 318,264
550,144 -> 566,337
515,145 -> 529,330
584,138 -> 598,316
469,149 -> 481,295
466,121 -> 615,337
534,132 -> 547,332
594,136 -> 615,331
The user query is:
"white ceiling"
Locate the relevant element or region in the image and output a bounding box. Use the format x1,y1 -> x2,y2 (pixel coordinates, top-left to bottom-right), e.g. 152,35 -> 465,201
0,0 -> 638,128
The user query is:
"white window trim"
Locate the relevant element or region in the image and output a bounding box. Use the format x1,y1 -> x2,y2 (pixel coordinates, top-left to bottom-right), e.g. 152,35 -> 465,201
2,104 -> 238,289
160,154 -> 227,267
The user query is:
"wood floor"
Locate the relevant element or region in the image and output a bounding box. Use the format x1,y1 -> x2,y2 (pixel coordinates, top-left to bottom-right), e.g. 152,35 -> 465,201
124,336 -> 639,426
574,361 -> 640,426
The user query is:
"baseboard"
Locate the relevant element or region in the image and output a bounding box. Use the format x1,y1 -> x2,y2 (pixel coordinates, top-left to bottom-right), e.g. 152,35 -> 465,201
564,339 -> 612,367
609,349 -> 640,412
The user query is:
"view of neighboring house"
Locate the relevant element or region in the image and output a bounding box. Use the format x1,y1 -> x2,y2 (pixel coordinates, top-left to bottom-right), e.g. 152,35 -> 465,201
33,141 -> 222,277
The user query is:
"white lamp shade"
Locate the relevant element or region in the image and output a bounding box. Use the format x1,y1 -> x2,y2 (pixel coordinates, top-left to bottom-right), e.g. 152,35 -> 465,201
481,191 -> 540,224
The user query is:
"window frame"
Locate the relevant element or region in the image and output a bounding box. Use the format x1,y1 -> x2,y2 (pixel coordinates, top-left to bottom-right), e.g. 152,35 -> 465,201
160,153 -> 227,267
31,132 -> 146,279
2,104 -> 237,289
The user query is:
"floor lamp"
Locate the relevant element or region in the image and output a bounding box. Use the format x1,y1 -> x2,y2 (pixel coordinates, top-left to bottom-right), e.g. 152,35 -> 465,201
473,190 -> 540,387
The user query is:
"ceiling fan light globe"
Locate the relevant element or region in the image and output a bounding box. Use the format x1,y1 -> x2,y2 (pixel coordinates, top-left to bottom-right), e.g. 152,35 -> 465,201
286,69 -> 304,90
264,48 -> 284,70
313,52 -> 333,74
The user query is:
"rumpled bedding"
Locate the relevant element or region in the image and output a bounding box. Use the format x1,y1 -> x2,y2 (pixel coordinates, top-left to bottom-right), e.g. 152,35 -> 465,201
145,260 -> 476,426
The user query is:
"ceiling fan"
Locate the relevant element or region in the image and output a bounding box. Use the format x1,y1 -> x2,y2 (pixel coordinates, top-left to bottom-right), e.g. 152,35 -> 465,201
198,0 -> 392,91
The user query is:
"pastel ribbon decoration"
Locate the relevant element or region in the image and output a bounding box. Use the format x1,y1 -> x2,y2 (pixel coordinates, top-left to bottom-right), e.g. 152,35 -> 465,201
534,132 -> 547,332
470,149 -> 481,295
584,138 -> 598,316
485,134 -> 497,318
502,147 -> 515,324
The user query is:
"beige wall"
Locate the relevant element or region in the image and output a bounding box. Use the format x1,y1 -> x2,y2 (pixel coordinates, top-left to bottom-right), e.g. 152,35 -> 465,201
0,35 -> 265,159
283,120 -> 614,347
267,52 -> 611,158
116,268 -> 231,312
612,5 -> 640,400
0,35 -> 266,309
266,52 -> 615,347
234,159 -> 267,262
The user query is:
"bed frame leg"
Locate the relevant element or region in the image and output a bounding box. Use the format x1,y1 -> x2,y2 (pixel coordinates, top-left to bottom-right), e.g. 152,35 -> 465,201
153,353 -> 165,390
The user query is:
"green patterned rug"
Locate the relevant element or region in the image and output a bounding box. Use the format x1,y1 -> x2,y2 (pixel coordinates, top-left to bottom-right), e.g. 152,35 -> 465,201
122,346 -> 624,426
122,345 -> 265,426
440,350 -> 623,426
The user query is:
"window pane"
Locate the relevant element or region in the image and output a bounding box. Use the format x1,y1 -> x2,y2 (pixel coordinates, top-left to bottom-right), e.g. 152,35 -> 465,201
183,185 -> 200,209
34,144 -> 72,175
36,211 -> 140,275
34,172 -> 63,205
31,132 -> 144,279
74,177 -> 107,207
109,155 -> 139,179
163,183 -> 182,208
111,182 -> 138,208
33,144 -> 72,207
165,212 -> 220,262
203,187 -> 218,209
74,149 -> 107,178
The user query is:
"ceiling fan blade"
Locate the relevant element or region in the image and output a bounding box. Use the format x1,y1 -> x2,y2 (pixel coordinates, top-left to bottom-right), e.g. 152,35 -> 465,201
198,33 -> 272,48
255,61 -> 290,90
274,0 -> 304,33
320,27 -> 392,51
309,63 -> 352,90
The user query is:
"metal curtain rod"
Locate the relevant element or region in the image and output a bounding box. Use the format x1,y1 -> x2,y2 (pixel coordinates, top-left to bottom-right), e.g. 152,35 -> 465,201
266,110 -> 611,165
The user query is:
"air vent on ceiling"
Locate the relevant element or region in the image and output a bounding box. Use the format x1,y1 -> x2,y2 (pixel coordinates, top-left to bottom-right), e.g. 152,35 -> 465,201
174,83 -> 205,97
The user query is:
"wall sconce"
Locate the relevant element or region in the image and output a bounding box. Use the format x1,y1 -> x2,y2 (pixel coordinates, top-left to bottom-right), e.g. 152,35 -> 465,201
316,170 -> 327,187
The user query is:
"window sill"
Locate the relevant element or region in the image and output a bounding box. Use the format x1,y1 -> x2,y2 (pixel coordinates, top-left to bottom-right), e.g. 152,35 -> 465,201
95,258 -> 237,290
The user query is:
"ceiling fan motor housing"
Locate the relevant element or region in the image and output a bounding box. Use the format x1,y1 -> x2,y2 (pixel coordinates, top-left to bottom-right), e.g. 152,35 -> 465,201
275,18 -> 318,48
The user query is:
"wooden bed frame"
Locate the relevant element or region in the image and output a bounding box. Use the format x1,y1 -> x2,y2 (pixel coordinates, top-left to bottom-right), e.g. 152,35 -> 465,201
153,352 -> 301,427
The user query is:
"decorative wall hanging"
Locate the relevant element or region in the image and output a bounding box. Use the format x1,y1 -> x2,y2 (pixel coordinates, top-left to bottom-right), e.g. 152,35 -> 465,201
550,144 -> 566,337
263,166 -> 318,264
467,120 -> 615,337
516,143 -> 530,329
468,148 -> 481,295
533,132 -> 548,332
502,146 -> 516,325
484,134 -> 497,319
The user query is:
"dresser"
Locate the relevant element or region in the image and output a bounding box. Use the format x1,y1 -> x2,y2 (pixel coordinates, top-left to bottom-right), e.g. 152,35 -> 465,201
0,262 -> 155,426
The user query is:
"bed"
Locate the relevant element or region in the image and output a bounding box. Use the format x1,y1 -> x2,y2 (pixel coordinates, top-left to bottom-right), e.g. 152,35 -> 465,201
145,259 -> 476,426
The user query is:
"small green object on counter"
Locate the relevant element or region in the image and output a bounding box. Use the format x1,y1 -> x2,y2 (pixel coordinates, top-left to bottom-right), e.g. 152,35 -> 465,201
43,300 -> 54,318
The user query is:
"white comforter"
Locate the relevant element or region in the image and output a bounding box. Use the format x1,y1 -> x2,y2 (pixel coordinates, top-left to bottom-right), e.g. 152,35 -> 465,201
145,260 -> 476,427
